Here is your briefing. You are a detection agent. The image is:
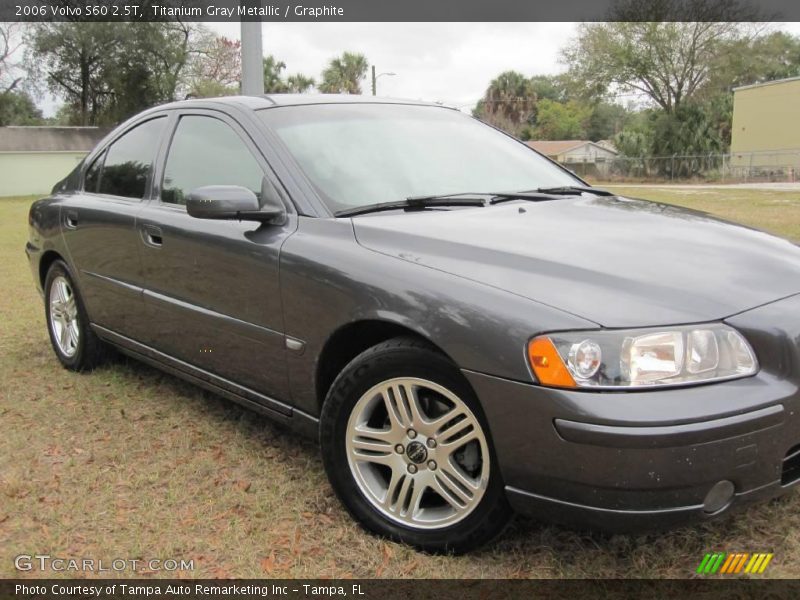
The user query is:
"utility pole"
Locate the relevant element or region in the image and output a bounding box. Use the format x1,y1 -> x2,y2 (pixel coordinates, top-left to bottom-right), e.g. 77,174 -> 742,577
240,4 -> 264,96
371,66 -> 396,97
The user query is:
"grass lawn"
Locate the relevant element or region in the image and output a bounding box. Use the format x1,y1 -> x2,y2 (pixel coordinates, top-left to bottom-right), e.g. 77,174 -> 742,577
1,189 -> 799,579
607,186 -> 800,242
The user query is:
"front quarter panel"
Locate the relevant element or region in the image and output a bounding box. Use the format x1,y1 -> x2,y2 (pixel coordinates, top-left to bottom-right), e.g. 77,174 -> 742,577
280,216 -> 597,415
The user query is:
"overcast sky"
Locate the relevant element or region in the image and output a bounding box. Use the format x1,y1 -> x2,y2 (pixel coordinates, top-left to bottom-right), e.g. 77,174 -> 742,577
210,22 -> 578,110
212,21 -> 800,110
36,21 -> 800,116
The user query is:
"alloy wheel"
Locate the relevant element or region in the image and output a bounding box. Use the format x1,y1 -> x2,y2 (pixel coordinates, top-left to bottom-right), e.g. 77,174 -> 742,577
49,275 -> 80,358
345,377 -> 490,529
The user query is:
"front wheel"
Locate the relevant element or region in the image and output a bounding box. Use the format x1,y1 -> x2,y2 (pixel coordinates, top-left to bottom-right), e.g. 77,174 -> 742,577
320,337 -> 511,554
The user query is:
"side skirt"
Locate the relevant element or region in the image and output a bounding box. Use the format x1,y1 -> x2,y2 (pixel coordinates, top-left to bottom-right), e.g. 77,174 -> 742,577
91,323 -> 320,441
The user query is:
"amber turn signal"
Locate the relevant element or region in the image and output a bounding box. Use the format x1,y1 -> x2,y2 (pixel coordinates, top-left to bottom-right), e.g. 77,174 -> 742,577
528,337 -> 576,388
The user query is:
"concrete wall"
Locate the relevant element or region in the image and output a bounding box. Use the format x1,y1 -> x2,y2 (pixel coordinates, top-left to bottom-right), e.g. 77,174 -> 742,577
0,152 -> 86,197
731,78 -> 800,169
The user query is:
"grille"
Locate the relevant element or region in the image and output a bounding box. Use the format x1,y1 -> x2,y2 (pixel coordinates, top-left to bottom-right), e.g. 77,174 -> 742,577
781,444 -> 800,485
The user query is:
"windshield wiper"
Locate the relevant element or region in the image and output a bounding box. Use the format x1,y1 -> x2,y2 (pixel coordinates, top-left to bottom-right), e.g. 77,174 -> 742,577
335,194 -> 487,218
525,185 -> 613,196
334,186 -> 614,216
489,185 -> 614,205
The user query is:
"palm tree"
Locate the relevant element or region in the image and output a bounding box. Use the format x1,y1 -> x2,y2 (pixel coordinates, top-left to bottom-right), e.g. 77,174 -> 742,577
319,52 -> 368,94
286,73 -> 315,93
481,71 -> 538,134
263,55 -> 287,93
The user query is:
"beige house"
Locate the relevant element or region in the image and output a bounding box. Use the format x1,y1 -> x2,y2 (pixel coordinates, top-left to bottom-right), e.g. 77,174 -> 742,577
525,140 -> 618,176
0,126 -> 109,197
731,76 -> 800,172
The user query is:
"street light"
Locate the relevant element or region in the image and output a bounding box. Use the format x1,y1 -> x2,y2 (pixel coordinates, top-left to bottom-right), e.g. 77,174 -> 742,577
371,65 -> 397,96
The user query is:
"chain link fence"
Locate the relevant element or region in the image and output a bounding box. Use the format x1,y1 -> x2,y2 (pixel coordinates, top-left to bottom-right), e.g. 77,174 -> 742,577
561,149 -> 800,184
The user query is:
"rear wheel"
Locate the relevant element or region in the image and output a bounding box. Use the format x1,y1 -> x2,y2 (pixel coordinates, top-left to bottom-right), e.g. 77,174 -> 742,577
320,337 -> 511,553
44,260 -> 108,371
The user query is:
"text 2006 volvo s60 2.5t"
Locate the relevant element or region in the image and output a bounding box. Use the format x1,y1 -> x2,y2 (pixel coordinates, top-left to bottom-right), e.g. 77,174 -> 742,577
26,95 -> 800,553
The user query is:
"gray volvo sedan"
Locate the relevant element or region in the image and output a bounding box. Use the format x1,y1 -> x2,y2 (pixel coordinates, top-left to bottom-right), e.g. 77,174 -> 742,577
26,95 -> 800,553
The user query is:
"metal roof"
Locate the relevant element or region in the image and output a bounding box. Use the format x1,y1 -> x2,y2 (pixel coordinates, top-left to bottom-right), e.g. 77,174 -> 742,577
525,140 -> 618,156
0,126 -> 111,152
163,94 -> 450,111
733,75 -> 800,92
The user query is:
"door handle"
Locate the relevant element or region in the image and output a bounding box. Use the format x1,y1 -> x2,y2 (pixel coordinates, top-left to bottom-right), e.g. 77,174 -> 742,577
141,224 -> 163,248
65,211 -> 78,229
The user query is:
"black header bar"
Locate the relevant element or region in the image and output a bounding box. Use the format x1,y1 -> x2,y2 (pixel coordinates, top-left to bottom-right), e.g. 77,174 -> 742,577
4,0 -> 800,22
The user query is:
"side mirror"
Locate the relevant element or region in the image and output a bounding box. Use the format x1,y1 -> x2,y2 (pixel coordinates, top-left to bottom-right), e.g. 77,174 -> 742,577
186,183 -> 286,224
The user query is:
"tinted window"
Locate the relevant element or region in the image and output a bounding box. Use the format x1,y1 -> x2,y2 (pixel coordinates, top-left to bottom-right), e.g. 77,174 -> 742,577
98,117 -> 166,199
84,150 -> 105,192
162,116 -> 263,205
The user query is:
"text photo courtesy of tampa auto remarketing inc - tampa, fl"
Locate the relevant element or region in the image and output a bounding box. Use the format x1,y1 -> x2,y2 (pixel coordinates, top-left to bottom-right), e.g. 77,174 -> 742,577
3,0 -> 800,598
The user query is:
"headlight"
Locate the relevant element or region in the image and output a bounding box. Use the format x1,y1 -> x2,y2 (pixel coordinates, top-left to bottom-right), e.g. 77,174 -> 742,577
527,324 -> 757,389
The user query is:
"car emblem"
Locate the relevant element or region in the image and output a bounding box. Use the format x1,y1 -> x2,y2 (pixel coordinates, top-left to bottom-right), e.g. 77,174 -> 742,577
406,441 -> 428,464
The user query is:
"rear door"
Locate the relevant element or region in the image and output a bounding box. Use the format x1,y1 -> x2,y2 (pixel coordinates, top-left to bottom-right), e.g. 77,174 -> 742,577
59,115 -> 168,342
136,109 -> 296,401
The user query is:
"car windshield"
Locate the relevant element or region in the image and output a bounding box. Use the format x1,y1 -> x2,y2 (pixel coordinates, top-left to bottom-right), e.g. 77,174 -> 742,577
258,103 -> 580,214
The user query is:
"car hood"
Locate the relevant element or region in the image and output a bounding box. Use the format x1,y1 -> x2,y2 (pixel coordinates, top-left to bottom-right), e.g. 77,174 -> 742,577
352,196 -> 800,327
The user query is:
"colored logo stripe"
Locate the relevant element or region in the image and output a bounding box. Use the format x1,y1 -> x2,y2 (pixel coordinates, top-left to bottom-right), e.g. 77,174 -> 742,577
698,552 -> 774,575
697,553 -> 726,574
744,553 -> 774,574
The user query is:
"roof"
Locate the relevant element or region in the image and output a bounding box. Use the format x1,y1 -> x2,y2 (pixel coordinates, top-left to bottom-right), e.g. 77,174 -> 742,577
161,94 -> 450,112
0,126 -> 111,152
733,75 -> 800,92
525,140 -> 595,155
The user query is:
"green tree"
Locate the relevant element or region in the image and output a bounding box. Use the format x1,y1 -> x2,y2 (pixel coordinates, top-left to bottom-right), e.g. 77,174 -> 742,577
319,52 -> 368,94
263,55 -> 288,93
703,31 -> 800,94
531,99 -> 590,140
188,79 -> 238,99
26,23 -> 117,125
27,22 -> 199,125
106,22 -> 196,122
261,56 -> 315,94
0,90 -> 43,125
286,73 -> 315,93
529,74 -> 571,103
186,34 -> 241,97
613,123 -> 652,158
563,20 -> 746,113
476,70 -> 537,137
585,102 -> 631,141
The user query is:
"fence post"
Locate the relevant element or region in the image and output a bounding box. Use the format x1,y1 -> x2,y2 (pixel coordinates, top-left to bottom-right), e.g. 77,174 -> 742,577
721,154 -> 726,184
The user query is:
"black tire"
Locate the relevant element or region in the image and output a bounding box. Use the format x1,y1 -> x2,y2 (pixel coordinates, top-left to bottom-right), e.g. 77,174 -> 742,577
43,260 -> 108,371
320,336 -> 512,554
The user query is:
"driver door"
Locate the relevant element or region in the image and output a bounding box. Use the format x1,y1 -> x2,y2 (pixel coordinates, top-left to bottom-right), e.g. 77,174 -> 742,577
137,110 -> 297,401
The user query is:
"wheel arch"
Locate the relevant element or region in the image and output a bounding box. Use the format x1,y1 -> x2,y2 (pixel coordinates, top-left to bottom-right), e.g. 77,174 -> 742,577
315,319 -> 455,410
39,250 -> 66,289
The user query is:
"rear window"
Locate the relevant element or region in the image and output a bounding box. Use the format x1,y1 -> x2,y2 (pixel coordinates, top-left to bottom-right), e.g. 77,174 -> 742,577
94,117 -> 166,199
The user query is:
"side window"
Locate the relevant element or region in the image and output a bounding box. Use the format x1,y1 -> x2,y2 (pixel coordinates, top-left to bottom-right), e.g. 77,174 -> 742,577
83,150 -> 105,193
161,116 -> 264,205
97,117 -> 166,199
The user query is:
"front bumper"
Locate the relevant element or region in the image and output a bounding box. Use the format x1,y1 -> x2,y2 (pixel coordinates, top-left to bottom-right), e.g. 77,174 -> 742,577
466,293 -> 800,532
